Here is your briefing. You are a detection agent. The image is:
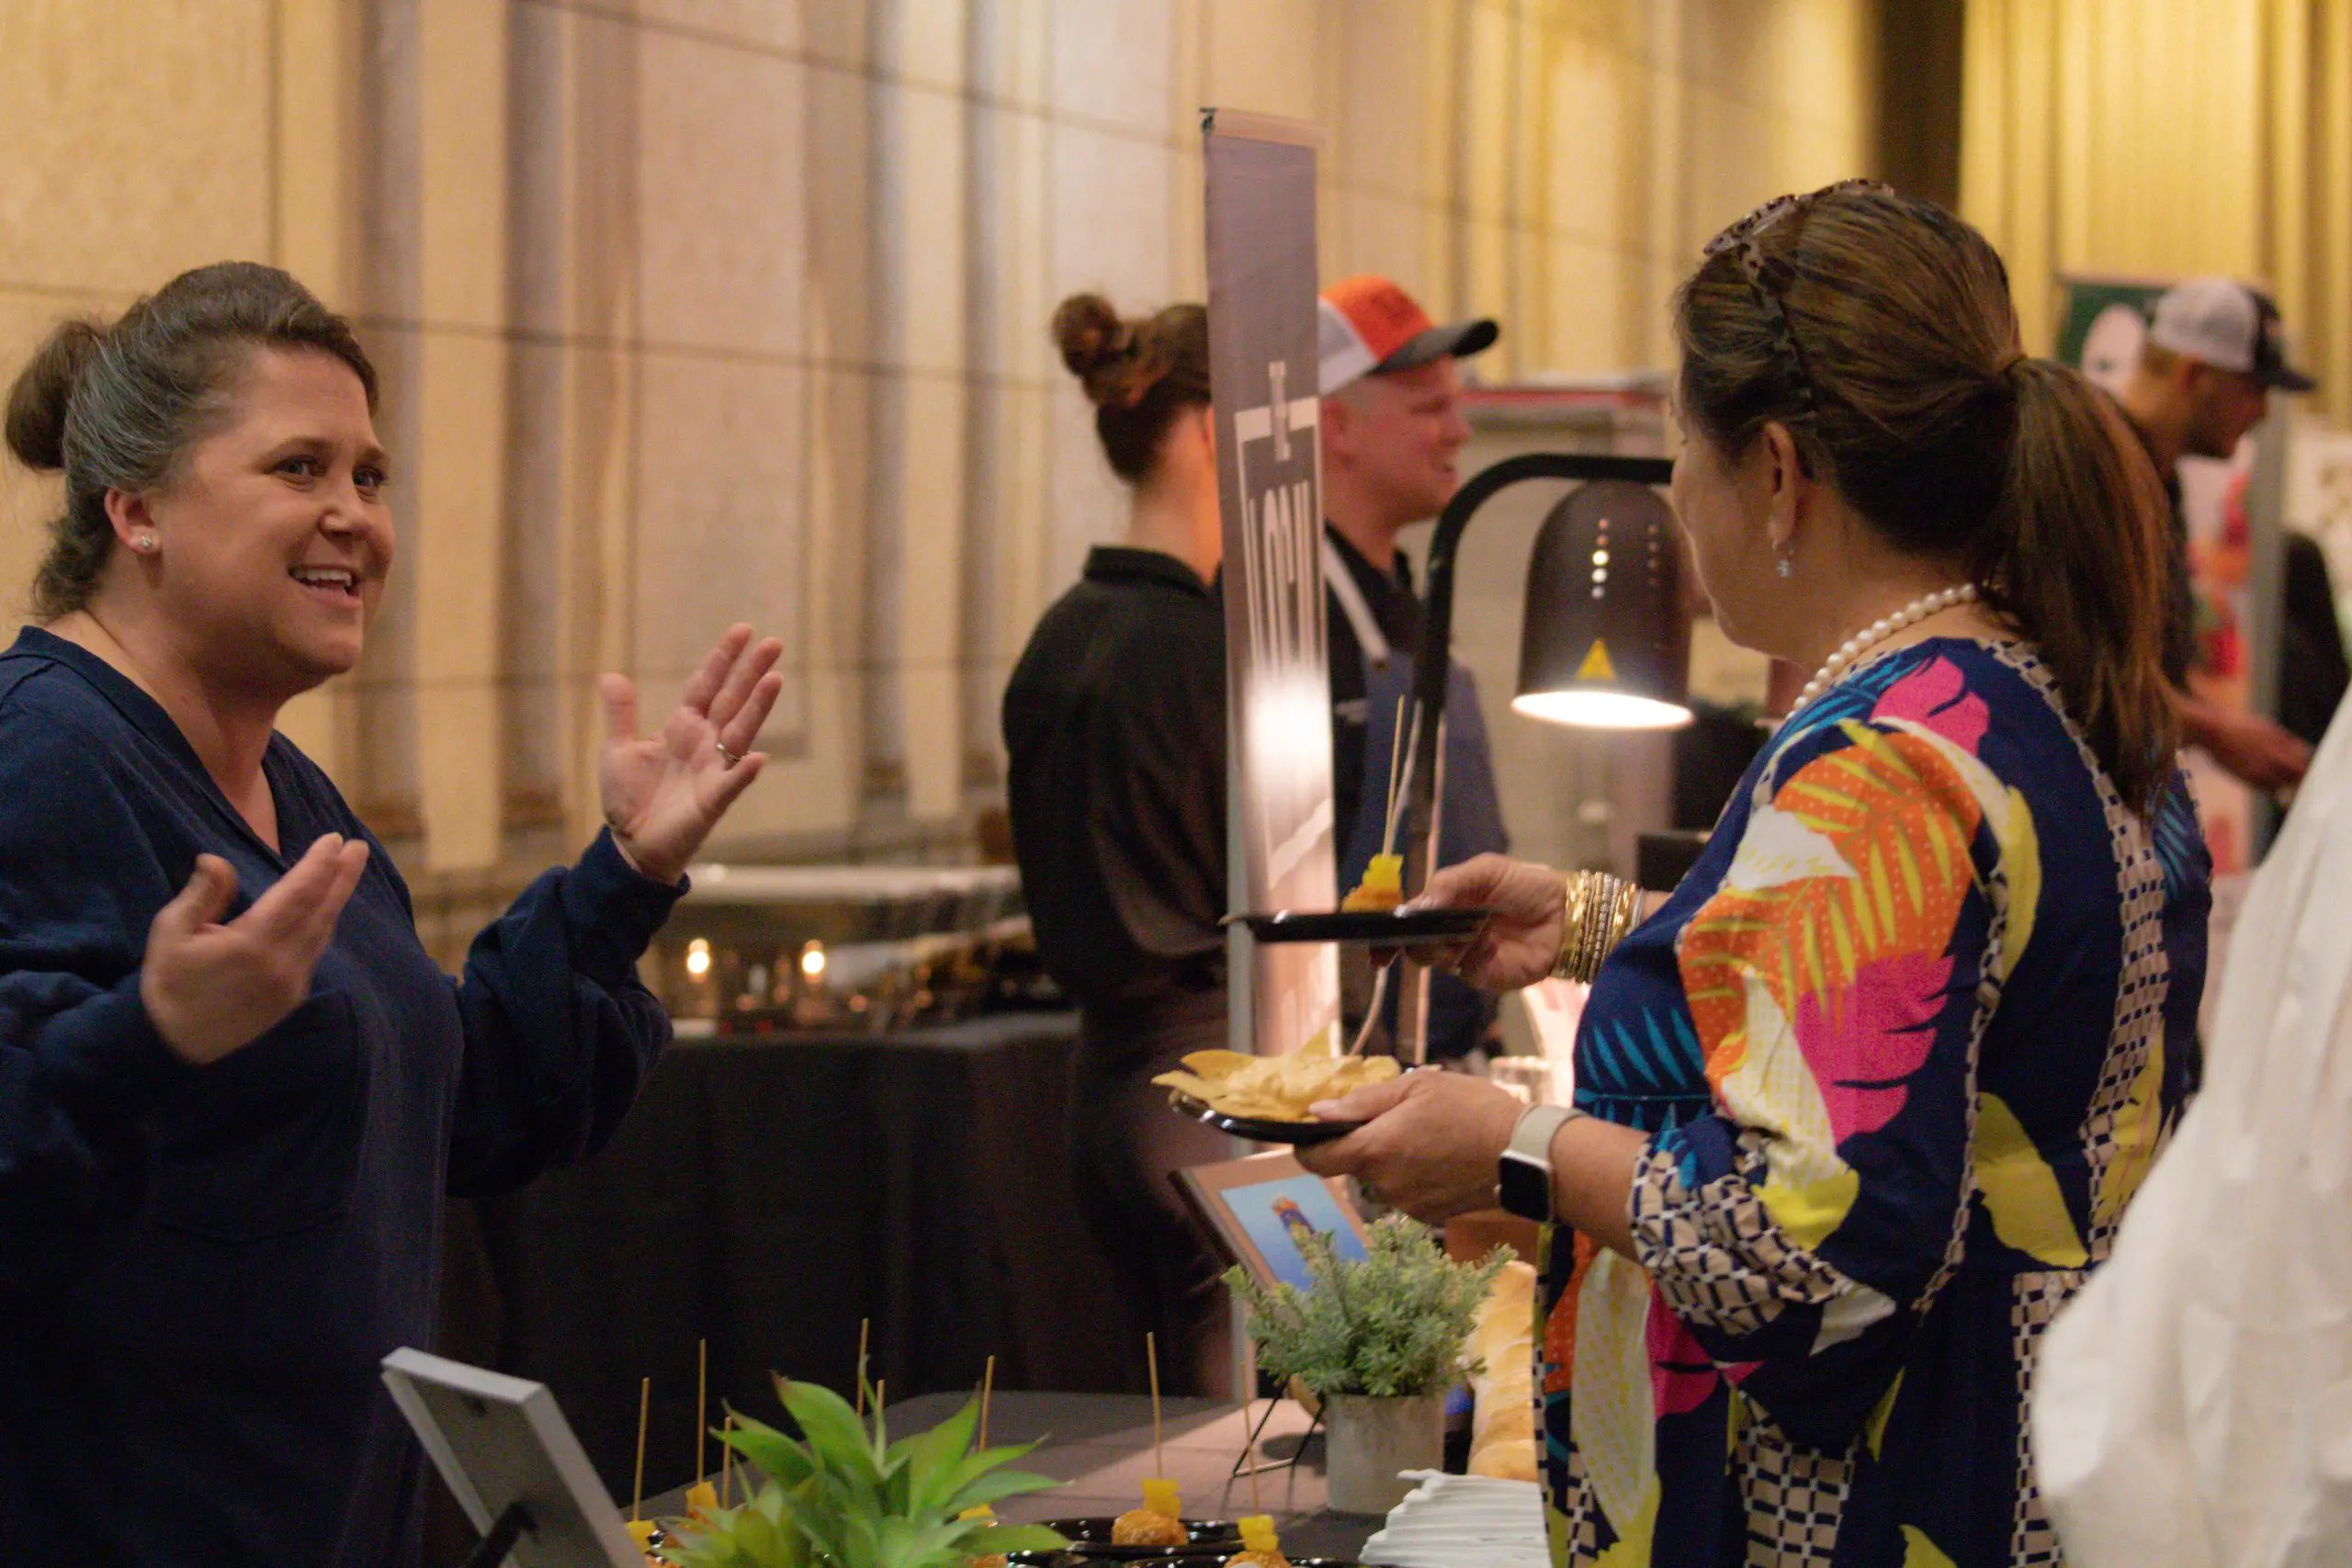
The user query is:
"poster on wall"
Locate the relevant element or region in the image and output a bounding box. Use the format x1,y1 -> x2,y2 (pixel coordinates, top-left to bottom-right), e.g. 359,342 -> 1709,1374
2052,273 -> 2170,392
1203,109 -> 1340,1058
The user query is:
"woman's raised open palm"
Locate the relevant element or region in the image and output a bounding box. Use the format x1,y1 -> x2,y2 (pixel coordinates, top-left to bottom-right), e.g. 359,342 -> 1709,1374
599,624 -> 786,885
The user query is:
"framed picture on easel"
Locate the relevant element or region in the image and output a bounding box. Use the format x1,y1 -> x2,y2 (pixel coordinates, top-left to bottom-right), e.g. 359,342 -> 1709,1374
380,1348 -> 647,1567
1171,1149 -> 1370,1293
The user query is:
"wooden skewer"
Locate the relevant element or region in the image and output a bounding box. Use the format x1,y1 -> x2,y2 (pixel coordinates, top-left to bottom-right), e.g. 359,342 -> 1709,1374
632,1375 -> 650,1522
855,1317 -> 870,1419
979,1354 -> 996,1450
1147,1332 -> 1164,1477
696,1337 -> 709,1488
1383,705 -> 1421,859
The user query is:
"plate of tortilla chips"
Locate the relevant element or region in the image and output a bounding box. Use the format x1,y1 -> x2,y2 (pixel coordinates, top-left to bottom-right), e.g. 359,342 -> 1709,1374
1153,1048 -> 1402,1145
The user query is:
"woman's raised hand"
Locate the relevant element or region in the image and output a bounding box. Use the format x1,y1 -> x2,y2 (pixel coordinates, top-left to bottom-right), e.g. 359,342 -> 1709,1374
1410,852 -> 1568,992
141,836 -> 372,1066
598,624 -> 786,886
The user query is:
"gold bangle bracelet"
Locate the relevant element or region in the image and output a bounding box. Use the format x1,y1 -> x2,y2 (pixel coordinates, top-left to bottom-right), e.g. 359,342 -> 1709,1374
1567,872 -> 1598,981
1551,873 -> 1579,981
1552,870 -> 1647,984
1552,871 -> 1611,983
1608,880 -> 1640,954
1599,878 -> 1632,970
1557,872 -> 1591,976
1582,877 -> 1611,971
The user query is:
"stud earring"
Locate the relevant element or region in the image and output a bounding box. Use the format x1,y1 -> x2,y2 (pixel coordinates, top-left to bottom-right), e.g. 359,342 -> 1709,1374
132,532 -> 158,554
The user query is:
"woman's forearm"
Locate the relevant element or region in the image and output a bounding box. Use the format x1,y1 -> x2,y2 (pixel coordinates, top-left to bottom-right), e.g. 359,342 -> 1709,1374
1548,1112 -> 1648,1258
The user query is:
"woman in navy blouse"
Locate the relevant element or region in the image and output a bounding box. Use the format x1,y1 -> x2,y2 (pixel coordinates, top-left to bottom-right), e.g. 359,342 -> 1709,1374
0,262 -> 783,1566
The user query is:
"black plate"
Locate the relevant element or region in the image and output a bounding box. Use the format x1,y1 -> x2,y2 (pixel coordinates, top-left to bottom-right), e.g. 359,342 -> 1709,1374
1023,1519 -> 1243,1560
1010,1555 -> 1361,1567
1168,1091 -> 1364,1146
1010,1557 -> 1360,1567
1225,908 -> 1489,947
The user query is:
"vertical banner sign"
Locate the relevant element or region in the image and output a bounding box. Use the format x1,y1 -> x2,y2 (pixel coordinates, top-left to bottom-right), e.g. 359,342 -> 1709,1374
1203,109 -> 1340,1058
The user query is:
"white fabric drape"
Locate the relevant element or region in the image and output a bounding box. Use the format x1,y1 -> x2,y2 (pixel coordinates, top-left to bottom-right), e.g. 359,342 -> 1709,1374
2034,695 -> 2352,1566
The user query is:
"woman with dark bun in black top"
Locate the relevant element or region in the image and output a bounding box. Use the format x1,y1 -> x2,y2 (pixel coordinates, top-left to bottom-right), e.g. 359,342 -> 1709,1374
1002,294 -> 1234,1394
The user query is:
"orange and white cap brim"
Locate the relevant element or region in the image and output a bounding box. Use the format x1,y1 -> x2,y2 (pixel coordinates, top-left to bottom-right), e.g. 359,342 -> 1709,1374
1317,275 -> 1498,395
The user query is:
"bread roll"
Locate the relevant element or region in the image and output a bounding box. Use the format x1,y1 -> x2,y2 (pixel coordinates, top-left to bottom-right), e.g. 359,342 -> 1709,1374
1465,1259 -> 1539,1482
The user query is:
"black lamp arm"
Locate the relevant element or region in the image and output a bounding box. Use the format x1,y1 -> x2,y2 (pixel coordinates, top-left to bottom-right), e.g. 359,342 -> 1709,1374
1385,449 -> 1670,1066
1402,452 -> 1676,895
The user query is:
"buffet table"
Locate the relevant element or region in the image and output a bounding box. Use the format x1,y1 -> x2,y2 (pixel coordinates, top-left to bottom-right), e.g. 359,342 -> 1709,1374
646,1392 -> 1379,1561
435,1011 -> 1146,1501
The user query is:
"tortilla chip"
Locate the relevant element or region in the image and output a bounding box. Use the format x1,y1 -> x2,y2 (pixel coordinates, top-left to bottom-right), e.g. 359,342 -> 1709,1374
1156,1048 -> 1400,1122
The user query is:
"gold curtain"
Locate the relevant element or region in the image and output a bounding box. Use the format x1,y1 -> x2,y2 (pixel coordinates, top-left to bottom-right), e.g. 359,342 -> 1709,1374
1961,0 -> 2352,422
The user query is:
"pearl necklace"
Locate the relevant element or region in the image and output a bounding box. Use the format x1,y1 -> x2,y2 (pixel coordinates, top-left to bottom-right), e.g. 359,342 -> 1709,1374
1792,583 -> 1981,713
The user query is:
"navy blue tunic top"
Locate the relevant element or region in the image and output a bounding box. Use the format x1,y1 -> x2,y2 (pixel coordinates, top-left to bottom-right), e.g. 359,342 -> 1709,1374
0,627 -> 681,1566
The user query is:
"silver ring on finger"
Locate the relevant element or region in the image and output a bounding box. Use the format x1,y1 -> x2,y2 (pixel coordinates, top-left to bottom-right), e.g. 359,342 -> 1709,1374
716,741 -> 741,767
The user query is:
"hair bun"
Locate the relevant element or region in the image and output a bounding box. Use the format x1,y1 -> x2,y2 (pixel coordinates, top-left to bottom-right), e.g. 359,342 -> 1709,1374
1051,292 -> 1140,406
4,319 -> 104,472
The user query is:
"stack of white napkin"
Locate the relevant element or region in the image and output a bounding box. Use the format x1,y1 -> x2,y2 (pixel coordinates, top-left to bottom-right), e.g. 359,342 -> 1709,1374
1359,1472 -> 1549,1568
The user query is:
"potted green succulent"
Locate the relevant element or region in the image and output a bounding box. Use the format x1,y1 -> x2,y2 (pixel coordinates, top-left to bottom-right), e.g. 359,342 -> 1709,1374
658,1375 -> 1069,1567
1225,1214 -> 1510,1516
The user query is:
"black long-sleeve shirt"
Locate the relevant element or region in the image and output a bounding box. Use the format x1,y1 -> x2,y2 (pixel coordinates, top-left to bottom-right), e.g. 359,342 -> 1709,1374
2280,532 -> 2350,746
1002,547 -> 1226,1060
0,627 -> 681,1567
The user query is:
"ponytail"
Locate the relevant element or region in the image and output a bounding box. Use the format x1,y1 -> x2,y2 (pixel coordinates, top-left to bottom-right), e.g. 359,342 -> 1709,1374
1978,361 -> 2177,814
1675,186 -> 2180,816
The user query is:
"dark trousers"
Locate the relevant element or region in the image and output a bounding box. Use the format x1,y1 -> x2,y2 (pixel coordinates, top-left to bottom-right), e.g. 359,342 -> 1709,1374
1071,998 -> 1237,1398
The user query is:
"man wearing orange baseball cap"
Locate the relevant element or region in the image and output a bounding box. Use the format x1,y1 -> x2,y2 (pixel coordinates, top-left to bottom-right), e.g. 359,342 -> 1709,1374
1317,275 -> 1505,1061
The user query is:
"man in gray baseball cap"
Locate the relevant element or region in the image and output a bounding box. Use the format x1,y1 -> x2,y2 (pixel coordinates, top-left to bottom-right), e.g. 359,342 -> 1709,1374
2118,277 -> 2320,790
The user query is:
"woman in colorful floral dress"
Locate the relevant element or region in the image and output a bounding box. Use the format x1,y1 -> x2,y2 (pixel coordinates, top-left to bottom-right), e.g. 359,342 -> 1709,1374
1299,185 -> 2210,1566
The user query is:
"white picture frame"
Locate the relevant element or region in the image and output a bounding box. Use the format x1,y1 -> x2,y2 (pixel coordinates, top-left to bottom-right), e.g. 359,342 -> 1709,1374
380,1347 -> 648,1567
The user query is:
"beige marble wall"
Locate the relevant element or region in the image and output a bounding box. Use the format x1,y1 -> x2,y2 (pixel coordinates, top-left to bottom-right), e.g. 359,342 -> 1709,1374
0,0 -> 274,624
0,0 -> 1881,887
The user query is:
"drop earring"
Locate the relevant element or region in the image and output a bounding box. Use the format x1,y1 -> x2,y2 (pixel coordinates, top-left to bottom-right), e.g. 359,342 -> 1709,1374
1774,550 -> 1794,579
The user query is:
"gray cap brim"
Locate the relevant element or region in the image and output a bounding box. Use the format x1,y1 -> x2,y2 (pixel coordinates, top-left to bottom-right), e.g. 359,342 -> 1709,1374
1373,317 -> 1500,375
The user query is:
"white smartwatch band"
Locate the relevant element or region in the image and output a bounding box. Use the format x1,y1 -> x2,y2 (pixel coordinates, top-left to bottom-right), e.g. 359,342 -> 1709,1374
1497,1102 -> 1584,1222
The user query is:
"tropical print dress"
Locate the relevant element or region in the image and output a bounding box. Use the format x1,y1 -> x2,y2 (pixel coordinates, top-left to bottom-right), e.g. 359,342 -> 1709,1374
1540,638 -> 2210,1566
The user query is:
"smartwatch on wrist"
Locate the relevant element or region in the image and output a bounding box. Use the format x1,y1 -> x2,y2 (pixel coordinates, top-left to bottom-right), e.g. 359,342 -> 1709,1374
1497,1102 -> 1585,1222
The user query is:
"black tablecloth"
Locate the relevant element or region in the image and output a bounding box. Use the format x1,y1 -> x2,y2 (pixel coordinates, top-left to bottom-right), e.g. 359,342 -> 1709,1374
645,1392 -> 1377,1562
437,1011 -> 1147,1502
